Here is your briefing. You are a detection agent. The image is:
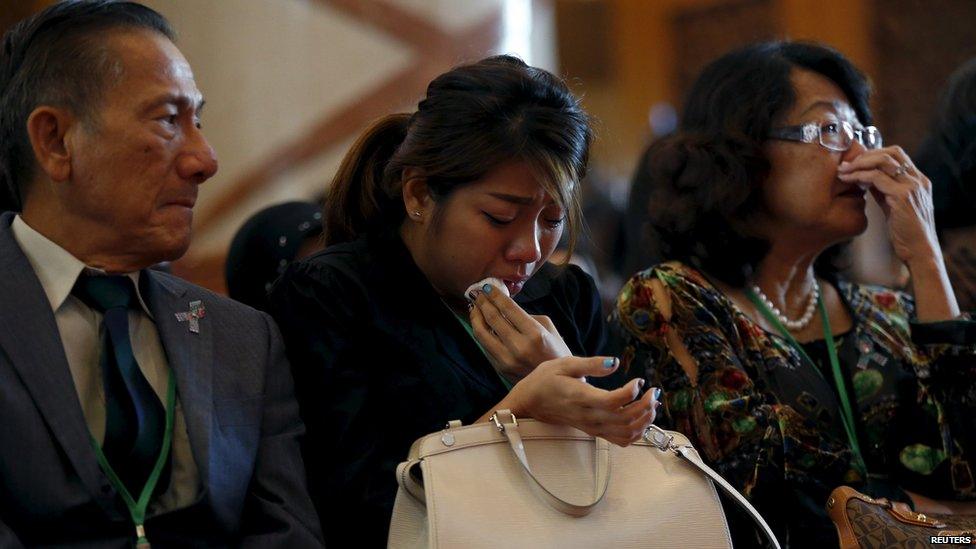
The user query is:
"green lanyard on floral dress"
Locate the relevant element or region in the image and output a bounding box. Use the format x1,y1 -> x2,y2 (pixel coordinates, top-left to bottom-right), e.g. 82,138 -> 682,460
747,286 -> 868,476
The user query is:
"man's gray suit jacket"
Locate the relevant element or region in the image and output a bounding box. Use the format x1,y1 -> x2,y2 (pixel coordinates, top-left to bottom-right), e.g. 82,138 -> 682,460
0,211 -> 323,547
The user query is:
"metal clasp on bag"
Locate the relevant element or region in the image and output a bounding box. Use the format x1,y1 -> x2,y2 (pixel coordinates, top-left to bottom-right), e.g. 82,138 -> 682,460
440,419 -> 463,446
644,424 -> 678,453
490,411 -> 518,432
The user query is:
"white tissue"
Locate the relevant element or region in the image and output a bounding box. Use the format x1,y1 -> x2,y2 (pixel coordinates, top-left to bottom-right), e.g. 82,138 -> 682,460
465,277 -> 509,303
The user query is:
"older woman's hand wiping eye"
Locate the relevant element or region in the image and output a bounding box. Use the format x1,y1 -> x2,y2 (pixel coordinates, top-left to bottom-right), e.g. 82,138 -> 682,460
837,145 -> 961,321
837,146 -> 938,266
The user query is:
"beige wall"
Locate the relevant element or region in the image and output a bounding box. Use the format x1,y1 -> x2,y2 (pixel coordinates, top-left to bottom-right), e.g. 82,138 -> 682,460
142,0 -> 415,255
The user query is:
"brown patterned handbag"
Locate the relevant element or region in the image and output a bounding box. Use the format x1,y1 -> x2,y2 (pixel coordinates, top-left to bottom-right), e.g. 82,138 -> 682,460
827,485 -> 976,548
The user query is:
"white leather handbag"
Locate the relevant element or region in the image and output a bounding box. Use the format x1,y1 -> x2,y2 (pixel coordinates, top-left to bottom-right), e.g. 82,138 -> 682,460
388,410 -> 780,548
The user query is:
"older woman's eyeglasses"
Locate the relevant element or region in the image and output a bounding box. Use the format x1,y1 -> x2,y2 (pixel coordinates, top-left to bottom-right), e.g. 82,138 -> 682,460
768,121 -> 882,152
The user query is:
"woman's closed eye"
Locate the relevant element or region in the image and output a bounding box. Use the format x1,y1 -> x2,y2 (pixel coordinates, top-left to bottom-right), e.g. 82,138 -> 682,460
542,204 -> 567,230
544,216 -> 566,229
483,212 -> 515,226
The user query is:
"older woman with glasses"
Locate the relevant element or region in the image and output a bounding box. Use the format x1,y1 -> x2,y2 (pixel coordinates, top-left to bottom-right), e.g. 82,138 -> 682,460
609,41 -> 976,547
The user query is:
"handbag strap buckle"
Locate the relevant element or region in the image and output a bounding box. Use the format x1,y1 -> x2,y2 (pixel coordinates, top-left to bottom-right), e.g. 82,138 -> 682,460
644,424 -> 677,452
490,410 -> 518,432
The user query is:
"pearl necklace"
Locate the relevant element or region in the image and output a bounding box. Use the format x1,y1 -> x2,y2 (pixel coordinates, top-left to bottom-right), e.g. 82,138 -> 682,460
751,281 -> 820,331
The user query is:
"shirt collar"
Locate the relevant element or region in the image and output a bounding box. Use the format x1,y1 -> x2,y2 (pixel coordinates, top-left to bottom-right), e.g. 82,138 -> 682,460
12,215 -> 152,317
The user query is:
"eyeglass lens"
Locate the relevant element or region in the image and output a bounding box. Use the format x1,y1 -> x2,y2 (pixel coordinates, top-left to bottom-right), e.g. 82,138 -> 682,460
819,122 -> 882,151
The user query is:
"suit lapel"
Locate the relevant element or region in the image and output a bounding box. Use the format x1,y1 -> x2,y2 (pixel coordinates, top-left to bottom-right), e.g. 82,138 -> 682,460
0,213 -> 122,517
143,271 -> 214,490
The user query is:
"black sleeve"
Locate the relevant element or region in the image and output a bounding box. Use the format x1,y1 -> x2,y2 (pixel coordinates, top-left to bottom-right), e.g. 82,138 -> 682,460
267,260 -> 391,547
268,260 -> 370,453
574,265 -> 608,357
562,265 -> 628,389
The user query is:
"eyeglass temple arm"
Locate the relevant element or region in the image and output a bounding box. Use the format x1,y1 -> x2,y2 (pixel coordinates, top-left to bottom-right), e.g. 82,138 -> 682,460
767,125 -> 811,142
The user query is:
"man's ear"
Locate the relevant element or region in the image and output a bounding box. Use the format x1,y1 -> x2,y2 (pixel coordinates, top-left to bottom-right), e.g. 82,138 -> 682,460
402,167 -> 434,222
26,106 -> 76,183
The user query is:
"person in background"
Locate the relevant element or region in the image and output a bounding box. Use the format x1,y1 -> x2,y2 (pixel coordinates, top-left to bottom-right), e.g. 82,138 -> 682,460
270,55 -> 659,547
0,2 -> 321,546
916,57 -> 976,311
620,144 -> 664,285
608,41 -> 976,547
551,170 -> 631,313
226,201 -> 324,312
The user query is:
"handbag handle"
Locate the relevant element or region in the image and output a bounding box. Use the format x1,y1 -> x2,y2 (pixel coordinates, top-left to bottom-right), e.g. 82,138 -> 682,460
396,458 -> 426,504
493,409 -> 611,518
396,412 -> 611,516
645,425 -> 782,549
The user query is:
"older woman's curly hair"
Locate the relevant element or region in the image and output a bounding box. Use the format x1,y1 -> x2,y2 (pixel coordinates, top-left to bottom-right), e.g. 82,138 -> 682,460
639,41 -> 872,286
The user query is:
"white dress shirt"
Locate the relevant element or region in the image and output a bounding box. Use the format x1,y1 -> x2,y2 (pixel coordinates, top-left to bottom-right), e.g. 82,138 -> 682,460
12,215 -> 200,514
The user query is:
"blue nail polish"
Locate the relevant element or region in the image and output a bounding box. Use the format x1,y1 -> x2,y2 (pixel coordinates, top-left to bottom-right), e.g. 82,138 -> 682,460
603,357 -> 617,369
653,387 -> 663,400
482,284 -> 492,294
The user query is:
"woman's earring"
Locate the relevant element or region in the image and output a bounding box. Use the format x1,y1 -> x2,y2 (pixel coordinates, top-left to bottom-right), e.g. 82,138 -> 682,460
412,210 -> 422,218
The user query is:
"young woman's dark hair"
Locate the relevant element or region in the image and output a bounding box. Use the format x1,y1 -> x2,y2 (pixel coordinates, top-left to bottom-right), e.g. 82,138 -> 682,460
915,57 -> 976,232
641,41 -> 871,286
324,54 -> 591,254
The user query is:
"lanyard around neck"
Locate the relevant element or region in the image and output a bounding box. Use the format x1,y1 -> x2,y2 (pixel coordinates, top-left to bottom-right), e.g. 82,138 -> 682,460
89,369 -> 177,548
746,287 -> 867,476
444,303 -> 515,391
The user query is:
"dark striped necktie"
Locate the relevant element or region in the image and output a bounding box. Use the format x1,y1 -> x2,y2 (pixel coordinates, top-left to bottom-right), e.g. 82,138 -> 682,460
72,274 -> 166,496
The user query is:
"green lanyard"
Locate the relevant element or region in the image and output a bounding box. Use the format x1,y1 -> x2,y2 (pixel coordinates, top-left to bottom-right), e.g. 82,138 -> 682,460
746,288 -> 868,476
446,306 -> 514,391
89,369 -> 176,548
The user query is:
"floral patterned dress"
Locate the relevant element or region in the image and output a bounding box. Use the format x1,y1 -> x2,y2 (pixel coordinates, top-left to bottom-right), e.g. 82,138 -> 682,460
607,261 -> 976,548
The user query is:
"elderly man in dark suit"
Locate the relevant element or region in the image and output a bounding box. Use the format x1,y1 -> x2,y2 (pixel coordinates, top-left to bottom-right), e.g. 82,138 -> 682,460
0,1 -> 323,546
